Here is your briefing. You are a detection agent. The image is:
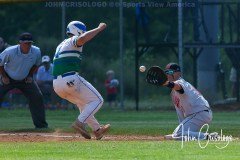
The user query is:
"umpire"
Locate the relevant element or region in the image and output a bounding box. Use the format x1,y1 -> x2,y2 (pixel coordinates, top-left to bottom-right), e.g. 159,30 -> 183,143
0,32 -> 48,128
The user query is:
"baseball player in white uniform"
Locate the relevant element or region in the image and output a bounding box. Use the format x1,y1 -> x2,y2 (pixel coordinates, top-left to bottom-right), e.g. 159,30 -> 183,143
52,21 -> 110,140
163,63 -> 217,140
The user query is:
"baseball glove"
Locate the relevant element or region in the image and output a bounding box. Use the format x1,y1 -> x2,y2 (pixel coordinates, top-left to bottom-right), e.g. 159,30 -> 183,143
146,66 -> 168,86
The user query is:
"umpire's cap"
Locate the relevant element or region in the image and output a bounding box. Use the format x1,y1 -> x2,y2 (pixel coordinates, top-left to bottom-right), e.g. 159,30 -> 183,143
165,63 -> 181,72
19,32 -> 33,43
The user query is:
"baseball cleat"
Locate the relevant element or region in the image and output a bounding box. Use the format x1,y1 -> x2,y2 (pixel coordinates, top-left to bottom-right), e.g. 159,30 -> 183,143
164,134 -> 182,140
94,124 -> 111,140
164,134 -> 174,140
72,119 -> 91,139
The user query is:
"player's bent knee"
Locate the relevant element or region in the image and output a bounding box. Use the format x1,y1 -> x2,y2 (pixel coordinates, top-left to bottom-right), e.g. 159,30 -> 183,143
98,98 -> 104,107
94,97 -> 103,110
97,95 -> 104,105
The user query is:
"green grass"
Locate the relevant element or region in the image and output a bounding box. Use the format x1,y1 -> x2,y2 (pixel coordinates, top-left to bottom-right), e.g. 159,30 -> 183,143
0,107 -> 239,159
0,141 -> 239,160
0,108 -> 239,136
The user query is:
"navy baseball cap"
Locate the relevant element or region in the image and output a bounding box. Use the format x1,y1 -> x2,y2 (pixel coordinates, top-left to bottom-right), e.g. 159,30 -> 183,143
165,63 -> 181,74
19,32 -> 33,43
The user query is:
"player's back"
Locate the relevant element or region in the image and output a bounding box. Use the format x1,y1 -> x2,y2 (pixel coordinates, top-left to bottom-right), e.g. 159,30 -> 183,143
171,78 -> 210,116
52,36 -> 83,76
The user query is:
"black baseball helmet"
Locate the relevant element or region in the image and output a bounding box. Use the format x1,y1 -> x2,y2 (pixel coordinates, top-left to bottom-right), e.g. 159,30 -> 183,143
165,63 -> 181,74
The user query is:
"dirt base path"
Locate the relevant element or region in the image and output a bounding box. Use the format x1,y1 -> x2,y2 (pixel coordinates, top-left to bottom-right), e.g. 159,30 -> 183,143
0,132 -> 164,142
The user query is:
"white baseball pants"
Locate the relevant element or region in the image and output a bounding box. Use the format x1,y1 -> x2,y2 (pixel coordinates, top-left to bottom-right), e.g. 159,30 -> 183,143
173,110 -> 213,140
53,73 -> 103,131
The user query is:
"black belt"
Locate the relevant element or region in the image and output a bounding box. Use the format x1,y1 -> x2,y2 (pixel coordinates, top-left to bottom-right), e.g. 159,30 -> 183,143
54,71 -> 77,79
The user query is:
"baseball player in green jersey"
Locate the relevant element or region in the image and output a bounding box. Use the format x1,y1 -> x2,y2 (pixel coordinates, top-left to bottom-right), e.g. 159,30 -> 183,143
53,21 -> 110,140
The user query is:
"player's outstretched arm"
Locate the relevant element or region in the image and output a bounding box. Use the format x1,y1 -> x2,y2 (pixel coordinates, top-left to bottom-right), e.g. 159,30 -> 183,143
76,23 -> 107,46
163,81 -> 184,93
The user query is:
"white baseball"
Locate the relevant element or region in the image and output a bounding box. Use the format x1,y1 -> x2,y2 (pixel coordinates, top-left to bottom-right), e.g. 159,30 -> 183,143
139,66 -> 146,72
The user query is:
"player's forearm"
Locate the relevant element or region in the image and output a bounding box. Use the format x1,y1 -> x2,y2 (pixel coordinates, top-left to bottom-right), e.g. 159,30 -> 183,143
164,81 -> 182,90
77,28 -> 102,46
77,23 -> 106,46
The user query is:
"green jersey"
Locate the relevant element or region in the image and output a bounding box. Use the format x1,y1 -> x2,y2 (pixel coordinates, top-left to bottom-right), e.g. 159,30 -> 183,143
53,36 -> 83,76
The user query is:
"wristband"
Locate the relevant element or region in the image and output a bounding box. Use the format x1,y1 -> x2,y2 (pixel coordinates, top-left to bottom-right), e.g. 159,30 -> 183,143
166,82 -> 175,88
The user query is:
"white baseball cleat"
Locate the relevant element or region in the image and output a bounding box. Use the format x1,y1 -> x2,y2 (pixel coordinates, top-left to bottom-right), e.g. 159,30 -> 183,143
164,134 -> 174,140
72,119 -> 91,139
94,124 -> 111,140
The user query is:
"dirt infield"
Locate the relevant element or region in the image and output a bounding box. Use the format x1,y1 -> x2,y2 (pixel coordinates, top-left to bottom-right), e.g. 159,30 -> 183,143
0,132 -> 164,142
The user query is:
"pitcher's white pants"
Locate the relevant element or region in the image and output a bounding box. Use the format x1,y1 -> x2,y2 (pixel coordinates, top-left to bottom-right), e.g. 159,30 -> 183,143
53,73 -> 103,131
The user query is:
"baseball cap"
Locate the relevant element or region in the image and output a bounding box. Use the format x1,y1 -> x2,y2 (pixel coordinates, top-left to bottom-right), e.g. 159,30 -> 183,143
165,63 -> 181,74
19,32 -> 33,43
42,55 -> 50,63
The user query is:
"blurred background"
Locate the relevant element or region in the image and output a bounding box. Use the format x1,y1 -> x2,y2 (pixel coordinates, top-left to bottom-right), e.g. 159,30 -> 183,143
0,0 -> 240,110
